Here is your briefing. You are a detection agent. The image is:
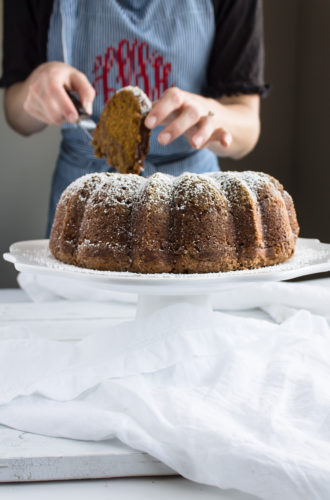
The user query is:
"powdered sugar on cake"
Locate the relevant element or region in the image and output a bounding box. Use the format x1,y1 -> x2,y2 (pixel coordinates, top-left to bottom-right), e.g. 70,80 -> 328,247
61,171 -> 287,215
50,170 -> 300,274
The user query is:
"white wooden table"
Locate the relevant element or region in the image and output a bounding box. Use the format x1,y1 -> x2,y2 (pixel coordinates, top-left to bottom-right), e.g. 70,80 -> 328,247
0,288 -> 259,500
0,476 -> 258,500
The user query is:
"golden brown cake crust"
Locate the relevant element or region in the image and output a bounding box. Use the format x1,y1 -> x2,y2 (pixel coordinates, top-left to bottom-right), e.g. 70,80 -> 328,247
49,171 -> 300,274
92,86 -> 152,175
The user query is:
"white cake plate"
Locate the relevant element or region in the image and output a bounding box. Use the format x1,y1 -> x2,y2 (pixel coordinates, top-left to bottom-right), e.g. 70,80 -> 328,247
4,238 -> 330,317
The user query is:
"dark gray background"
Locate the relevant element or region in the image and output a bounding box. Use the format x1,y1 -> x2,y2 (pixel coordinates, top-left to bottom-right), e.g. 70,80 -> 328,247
1,0 -> 329,287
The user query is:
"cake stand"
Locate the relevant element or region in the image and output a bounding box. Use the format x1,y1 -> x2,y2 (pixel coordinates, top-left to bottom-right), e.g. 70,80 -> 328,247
4,238 -> 330,317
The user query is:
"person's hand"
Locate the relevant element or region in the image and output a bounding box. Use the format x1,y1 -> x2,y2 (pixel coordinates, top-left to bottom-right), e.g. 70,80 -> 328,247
145,87 -> 232,150
23,62 -> 95,126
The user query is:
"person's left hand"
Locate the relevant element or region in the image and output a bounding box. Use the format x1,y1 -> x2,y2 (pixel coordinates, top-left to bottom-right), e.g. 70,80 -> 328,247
144,87 -> 232,150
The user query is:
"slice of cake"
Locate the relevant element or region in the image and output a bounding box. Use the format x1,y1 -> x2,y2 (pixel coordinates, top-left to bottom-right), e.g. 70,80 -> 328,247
92,86 -> 152,174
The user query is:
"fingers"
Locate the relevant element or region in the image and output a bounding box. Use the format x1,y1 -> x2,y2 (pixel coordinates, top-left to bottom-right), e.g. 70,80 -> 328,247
25,81 -> 77,125
158,104 -> 201,146
145,87 -> 183,129
145,87 -> 205,146
191,116 -> 232,149
25,88 -> 68,126
69,71 -> 95,115
145,87 -> 232,151
23,62 -> 95,127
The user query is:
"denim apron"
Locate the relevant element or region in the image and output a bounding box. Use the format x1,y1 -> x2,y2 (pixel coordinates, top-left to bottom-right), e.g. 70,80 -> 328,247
46,0 -> 219,235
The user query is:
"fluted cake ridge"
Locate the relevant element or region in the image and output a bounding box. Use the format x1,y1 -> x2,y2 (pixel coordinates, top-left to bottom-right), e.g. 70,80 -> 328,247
49,171 -> 299,273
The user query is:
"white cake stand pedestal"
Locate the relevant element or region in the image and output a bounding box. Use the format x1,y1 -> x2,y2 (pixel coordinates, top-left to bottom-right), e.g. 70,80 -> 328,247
4,238 -> 330,318
136,294 -> 213,318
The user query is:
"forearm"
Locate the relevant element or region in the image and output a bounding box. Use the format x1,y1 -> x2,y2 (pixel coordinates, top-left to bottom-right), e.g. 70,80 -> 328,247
206,95 -> 260,160
4,82 -> 47,136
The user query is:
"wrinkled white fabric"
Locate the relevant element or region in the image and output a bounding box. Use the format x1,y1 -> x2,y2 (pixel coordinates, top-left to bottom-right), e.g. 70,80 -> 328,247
17,272 -> 137,304
1,277 -> 330,500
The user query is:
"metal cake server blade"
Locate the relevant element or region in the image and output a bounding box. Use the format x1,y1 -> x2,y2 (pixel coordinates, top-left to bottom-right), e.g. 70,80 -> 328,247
66,89 -> 96,140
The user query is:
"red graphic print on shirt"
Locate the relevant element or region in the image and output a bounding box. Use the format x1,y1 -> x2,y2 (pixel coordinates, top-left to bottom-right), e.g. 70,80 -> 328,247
92,39 -> 172,103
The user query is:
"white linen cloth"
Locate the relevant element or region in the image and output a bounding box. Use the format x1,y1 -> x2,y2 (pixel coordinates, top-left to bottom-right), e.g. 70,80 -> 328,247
1,273 -> 330,500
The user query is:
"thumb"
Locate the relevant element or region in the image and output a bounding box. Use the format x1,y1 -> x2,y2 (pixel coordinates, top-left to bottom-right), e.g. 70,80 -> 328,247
69,70 -> 96,115
213,128 -> 232,148
221,131 -> 232,148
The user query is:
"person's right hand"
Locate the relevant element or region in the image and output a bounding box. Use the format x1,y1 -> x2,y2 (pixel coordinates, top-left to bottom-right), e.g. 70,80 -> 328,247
23,62 -> 95,126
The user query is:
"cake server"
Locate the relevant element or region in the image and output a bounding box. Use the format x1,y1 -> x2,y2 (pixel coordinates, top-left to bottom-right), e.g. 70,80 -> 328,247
66,89 -> 96,139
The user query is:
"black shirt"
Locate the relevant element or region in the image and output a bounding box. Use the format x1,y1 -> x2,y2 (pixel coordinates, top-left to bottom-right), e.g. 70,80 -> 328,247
0,0 -> 268,98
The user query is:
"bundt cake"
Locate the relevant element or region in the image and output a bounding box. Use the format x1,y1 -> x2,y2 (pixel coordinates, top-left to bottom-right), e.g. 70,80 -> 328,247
49,171 -> 299,274
92,86 -> 152,174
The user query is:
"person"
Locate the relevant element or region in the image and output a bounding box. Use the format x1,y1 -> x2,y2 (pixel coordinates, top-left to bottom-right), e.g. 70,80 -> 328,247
1,0 -> 268,235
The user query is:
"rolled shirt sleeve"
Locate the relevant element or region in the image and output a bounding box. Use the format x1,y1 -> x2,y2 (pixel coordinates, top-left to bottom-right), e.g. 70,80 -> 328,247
206,0 -> 269,98
0,0 -> 53,87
